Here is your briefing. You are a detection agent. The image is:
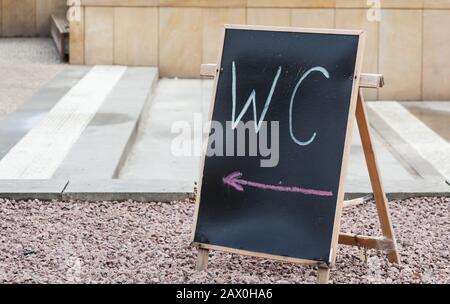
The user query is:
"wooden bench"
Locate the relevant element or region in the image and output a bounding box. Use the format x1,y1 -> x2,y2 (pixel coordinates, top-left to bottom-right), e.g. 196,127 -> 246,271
50,12 -> 69,60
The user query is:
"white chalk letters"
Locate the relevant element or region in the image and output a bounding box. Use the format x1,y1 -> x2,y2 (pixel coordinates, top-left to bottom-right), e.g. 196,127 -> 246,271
231,61 -> 330,146
231,61 -> 282,133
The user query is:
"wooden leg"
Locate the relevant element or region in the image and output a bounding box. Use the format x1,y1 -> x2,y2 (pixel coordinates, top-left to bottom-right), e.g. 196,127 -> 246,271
196,248 -> 209,271
317,266 -> 330,284
355,90 -> 401,264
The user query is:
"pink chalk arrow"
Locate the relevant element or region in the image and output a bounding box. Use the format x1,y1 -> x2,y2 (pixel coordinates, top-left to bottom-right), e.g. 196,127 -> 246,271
223,171 -> 333,197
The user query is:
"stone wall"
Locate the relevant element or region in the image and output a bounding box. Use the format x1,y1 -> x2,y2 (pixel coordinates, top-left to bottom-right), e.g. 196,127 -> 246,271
71,1 -> 450,100
0,0 -> 67,37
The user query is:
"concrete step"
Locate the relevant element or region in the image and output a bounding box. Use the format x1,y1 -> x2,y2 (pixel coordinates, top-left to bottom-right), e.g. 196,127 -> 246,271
0,178 -> 447,202
0,66 -> 90,160
61,179 -> 193,201
0,65 -> 158,180
53,67 -> 158,179
118,78 -> 449,199
119,79 -> 212,189
0,73 -> 448,202
369,101 -> 450,181
0,179 -> 193,201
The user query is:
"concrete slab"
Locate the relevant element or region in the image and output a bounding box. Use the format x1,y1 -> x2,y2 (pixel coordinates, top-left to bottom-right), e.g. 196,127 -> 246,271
62,179 -> 193,202
401,101 -> 450,142
369,102 -> 450,181
0,66 -> 126,179
119,79 -> 209,185
53,67 -> 158,179
401,101 -> 450,113
121,79 -> 436,196
366,106 -> 443,179
346,124 -> 417,190
1,177 -> 443,202
345,178 -> 450,200
0,75 -> 448,200
0,66 -> 90,159
0,179 -> 68,200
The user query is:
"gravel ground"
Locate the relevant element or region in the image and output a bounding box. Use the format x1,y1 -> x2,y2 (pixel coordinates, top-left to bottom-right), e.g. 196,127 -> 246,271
0,38 -> 65,120
0,196 -> 448,284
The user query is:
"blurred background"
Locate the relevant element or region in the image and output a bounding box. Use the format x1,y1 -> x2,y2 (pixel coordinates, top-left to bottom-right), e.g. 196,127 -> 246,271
1,0 -> 449,101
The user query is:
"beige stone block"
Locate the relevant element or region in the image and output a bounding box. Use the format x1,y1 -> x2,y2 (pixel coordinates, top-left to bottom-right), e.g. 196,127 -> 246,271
248,0 -> 336,8
2,0 -> 36,36
423,10 -> 450,100
159,8 -> 202,77
335,0 -> 368,8
337,0 -> 424,8
69,5 -> 84,64
379,0 -> 424,9
291,9 -> 335,28
84,7 -> 114,65
114,7 -> 158,66
247,8 -> 291,26
0,0 -> 2,36
36,0 -> 67,36
202,8 -> 246,64
36,0 -> 53,36
53,0 -> 67,11
81,0 -> 158,6
423,0 -> 450,9
160,0 -> 246,7
336,9 -> 379,100
379,10 -> 422,100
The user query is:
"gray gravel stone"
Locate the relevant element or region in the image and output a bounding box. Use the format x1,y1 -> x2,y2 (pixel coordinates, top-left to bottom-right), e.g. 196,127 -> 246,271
0,196 -> 448,283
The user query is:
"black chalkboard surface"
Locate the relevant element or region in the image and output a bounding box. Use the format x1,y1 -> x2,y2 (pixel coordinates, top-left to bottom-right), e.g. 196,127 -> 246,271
193,26 -> 364,264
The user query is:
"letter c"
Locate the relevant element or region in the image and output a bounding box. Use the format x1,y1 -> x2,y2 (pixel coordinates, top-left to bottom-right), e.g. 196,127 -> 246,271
289,66 -> 330,146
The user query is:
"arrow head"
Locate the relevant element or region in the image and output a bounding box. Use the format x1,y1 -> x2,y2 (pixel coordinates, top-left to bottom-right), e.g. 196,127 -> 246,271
223,171 -> 244,191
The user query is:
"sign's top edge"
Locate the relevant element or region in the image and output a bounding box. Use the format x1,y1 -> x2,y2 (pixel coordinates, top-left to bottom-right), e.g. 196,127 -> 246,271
224,24 -> 365,36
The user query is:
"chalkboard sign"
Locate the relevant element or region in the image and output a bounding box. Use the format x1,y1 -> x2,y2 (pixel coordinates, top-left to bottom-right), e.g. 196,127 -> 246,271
193,26 -> 365,265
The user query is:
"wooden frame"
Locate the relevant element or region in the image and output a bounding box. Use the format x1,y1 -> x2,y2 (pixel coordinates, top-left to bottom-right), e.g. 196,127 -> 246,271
201,63 -> 384,90
193,25 -> 400,284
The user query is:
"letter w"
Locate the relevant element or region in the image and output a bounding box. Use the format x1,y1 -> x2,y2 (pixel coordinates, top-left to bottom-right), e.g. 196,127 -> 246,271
231,61 -> 282,133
